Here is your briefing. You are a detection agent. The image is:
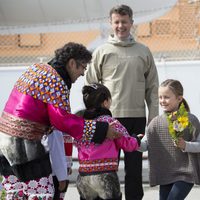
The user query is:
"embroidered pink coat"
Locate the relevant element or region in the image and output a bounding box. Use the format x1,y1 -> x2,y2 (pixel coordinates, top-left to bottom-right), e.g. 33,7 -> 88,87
75,115 -> 139,174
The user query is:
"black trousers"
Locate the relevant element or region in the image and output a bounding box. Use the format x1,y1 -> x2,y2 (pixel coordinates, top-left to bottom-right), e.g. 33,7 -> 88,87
117,117 -> 146,200
53,176 -> 68,200
53,176 -> 60,200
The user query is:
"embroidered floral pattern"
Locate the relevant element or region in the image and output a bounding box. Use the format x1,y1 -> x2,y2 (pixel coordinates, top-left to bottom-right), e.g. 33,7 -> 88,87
2,175 -> 54,200
7,175 -> 18,184
38,177 -> 48,187
28,180 -> 38,189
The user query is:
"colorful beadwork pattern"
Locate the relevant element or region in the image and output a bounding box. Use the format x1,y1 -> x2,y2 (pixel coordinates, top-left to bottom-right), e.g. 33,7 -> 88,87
74,120 -> 96,146
15,63 -> 71,112
82,120 -> 96,145
0,111 -> 49,140
79,158 -> 118,173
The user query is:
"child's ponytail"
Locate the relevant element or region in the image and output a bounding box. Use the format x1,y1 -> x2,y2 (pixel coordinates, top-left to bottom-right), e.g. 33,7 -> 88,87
181,98 -> 190,112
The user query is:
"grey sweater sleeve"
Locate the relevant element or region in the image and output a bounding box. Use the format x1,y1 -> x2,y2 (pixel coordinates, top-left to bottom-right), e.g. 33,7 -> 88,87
184,114 -> 200,153
138,134 -> 148,152
185,134 -> 200,153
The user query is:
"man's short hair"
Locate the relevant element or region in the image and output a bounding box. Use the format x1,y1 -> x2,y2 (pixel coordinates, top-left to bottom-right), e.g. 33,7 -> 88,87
109,4 -> 133,19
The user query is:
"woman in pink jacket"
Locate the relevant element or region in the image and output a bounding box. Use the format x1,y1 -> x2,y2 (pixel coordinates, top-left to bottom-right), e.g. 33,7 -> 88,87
0,43 -> 118,200
75,83 -> 141,200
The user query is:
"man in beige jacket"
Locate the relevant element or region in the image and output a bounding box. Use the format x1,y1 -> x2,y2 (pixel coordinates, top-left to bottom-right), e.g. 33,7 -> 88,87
85,4 -> 159,200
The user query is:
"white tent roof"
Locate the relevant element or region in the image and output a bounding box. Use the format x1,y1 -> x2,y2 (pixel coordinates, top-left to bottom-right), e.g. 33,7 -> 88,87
0,0 -> 178,34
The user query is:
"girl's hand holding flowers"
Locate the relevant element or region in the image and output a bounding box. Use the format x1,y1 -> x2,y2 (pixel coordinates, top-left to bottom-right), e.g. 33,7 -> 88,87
174,137 -> 186,150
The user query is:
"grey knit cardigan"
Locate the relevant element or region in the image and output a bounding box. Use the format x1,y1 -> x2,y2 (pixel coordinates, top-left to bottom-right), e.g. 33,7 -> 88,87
146,113 -> 200,187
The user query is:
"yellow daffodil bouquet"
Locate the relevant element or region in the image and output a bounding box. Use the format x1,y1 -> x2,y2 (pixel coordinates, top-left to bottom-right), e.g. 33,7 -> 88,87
166,103 -> 192,142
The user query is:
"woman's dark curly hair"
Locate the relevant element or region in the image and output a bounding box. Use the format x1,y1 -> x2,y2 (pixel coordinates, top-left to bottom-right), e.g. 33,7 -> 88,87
54,42 -> 92,67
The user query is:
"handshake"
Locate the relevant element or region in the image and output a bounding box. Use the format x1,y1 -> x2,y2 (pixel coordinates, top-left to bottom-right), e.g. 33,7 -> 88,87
133,134 -> 145,145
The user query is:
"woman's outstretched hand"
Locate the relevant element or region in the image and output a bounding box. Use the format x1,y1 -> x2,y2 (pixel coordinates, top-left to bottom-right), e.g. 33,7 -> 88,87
106,120 -> 122,139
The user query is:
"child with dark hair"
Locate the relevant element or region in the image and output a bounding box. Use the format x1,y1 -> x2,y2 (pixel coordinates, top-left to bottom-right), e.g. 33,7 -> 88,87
75,83 -> 141,200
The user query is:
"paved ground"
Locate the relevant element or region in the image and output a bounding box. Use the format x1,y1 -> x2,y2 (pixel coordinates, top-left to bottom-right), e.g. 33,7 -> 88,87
65,184 -> 200,200
64,160 -> 200,200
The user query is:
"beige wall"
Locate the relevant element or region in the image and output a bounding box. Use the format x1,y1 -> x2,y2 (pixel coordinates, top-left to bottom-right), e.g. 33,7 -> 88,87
0,0 -> 199,61
0,30 -> 100,57
136,0 -> 200,53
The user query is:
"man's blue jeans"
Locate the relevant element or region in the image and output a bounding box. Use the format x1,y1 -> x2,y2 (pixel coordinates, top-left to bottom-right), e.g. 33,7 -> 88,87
159,181 -> 194,200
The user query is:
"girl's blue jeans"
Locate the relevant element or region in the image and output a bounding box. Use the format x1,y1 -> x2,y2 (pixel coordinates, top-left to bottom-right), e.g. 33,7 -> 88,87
159,181 -> 194,200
